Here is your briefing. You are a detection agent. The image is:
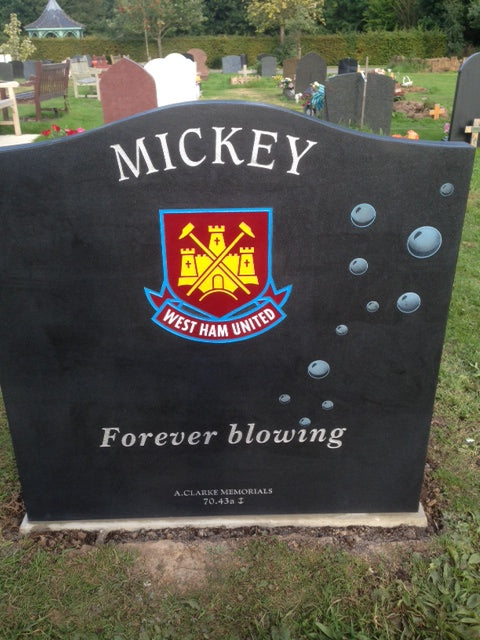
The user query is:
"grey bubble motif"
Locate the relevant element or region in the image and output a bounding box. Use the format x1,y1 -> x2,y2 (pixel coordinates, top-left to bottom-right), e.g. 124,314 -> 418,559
407,226 -> 442,259
440,183 -> 454,197
397,292 -> 421,314
278,394 -> 291,405
299,417 -> 311,427
349,258 -> 368,275
335,324 -> 349,336
322,400 -> 334,411
366,301 -> 379,313
350,203 -> 376,228
308,360 -> 330,379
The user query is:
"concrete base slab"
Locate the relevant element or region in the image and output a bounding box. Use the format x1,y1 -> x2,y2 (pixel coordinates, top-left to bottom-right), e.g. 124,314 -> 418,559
20,505 -> 427,534
0,134 -> 37,148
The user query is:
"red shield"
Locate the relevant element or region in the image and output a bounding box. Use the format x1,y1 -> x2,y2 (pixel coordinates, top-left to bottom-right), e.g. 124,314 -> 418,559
161,209 -> 270,319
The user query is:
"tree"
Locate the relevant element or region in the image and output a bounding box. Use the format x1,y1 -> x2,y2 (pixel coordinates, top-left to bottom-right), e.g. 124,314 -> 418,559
116,0 -> 204,58
393,0 -> 420,29
323,0 -> 368,32
442,0 -> 466,56
63,0 -> 115,34
363,0 -> 396,30
203,0 -> 253,35
0,13 -> 36,61
0,0 -> 44,31
246,0 -> 324,45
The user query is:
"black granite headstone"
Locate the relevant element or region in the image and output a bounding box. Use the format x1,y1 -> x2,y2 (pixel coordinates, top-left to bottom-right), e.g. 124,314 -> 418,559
295,53 -> 327,94
324,72 -> 362,127
0,103 -> 474,523
325,72 -> 395,134
10,60 -> 24,79
364,73 -> 395,135
449,52 -> 480,144
338,58 -> 358,75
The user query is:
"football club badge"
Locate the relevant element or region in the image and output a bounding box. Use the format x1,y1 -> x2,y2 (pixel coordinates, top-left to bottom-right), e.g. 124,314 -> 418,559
145,208 -> 291,343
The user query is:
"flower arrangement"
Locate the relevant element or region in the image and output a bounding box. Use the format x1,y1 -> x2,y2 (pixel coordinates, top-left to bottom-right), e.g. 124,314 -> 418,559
278,76 -> 293,89
41,124 -> 85,138
391,130 -> 419,140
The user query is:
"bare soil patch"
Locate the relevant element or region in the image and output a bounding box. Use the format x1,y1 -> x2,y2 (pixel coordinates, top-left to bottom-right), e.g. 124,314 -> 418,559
393,100 -> 430,119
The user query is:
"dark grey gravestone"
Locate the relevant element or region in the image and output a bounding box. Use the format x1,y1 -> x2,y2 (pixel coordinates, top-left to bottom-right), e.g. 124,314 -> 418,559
324,72 -> 362,127
295,52 -> 326,94
0,102 -> 474,523
325,72 -> 394,134
0,62 -> 13,81
283,58 -> 298,81
222,55 -> 242,74
364,73 -> 395,134
10,60 -> 24,78
23,60 -> 38,80
261,56 -> 277,77
338,58 -> 358,74
449,52 -> 480,144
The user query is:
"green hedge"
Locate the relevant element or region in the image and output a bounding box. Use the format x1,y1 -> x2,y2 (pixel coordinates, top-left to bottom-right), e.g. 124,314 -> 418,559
23,30 -> 447,67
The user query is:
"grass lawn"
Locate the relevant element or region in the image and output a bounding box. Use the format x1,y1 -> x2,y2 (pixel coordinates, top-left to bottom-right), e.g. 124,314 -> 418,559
0,69 -> 479,639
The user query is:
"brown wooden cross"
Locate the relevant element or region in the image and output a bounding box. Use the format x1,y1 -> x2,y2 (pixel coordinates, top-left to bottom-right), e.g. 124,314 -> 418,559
465,118 -> 480,147
429,103 -> 446,120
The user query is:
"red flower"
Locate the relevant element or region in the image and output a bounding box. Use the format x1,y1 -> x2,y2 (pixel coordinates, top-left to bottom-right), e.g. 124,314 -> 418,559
52,124 -> 61,133
41,129 -> 51,136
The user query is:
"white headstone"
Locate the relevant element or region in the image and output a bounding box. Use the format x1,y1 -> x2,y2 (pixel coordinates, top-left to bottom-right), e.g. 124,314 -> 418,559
144,53 -> 198,107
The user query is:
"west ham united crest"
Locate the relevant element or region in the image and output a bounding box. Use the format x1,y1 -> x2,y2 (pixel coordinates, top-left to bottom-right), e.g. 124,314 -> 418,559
145,208 -> 291,342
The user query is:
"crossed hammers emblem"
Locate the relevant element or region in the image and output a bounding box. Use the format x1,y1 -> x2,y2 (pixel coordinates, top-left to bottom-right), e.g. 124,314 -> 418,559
178,221 -> 256,297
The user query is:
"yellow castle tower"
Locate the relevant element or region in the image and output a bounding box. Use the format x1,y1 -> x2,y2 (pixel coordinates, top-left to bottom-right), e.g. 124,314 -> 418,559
208,225 -> 226,255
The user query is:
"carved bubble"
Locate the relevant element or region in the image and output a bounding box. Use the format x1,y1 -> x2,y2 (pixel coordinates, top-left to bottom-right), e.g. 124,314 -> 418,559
308,360 -> 330,379
366,301 -> 380,313
335,324 -> 349,336
440,183 -> 454,197
349,258 -> 369,275
407,226 -> 442,259
397,292 -> 421,314
350,203 -> 376,228
278,394 -> 291,405
322,400 -> 334,411
299,417 -> 311,427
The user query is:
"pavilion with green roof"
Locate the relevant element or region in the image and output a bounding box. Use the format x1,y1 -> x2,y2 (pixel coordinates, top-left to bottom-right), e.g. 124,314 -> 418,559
24,0 -> 84,38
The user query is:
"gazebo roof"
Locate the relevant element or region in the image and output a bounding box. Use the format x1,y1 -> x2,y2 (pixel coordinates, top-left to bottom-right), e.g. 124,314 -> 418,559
25,0 -> 84,30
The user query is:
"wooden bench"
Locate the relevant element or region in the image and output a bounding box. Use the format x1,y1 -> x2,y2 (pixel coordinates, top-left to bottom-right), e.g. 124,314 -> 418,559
16,60 -> 70,121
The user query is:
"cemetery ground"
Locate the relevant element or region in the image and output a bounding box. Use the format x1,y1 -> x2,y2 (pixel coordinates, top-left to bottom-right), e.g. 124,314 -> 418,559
0,70 -> 479,639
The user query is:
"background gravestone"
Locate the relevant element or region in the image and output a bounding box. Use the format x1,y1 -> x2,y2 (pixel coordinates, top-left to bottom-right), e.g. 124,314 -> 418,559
295,52 -> 326,94
283,58 -> 299,82
324,72 -> 361,127
188,48 -> 209,80
0,62 -> 13,81
0,102 -> 474,524
260,56 -> 277,77
144,53 -> 197,107
363,73 -> 395,134
23,60 -> 39,79
324,72 -> 395,134
338,58 -> 358,75
222,55 -> 242,74
449,52 -> 480,144
100,57 -> 157,124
